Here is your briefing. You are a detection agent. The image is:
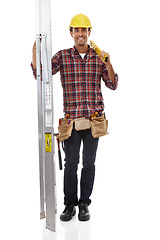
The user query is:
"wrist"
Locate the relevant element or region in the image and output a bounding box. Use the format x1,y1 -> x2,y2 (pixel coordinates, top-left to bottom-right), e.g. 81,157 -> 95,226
105,61 -> 112,68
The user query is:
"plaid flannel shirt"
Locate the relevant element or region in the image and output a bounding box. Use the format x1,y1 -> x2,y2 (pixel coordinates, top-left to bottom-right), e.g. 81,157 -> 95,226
32,45 -> 118,119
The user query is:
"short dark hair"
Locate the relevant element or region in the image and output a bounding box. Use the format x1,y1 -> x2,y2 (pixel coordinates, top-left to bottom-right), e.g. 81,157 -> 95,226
70,27 -> 91,32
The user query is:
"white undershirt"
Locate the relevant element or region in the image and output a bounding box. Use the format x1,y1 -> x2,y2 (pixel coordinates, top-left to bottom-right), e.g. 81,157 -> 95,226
79,53 -> 86,59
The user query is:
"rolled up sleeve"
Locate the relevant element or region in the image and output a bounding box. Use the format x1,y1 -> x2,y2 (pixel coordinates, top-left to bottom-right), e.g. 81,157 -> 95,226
102,63 -> 118,90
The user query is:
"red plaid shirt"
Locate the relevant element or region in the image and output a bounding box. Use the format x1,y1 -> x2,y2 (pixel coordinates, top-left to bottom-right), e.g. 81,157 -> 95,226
32,46 -> 118,119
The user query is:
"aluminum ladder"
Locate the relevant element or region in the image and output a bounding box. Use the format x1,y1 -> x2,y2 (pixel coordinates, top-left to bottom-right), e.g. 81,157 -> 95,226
35,0 -> 56,231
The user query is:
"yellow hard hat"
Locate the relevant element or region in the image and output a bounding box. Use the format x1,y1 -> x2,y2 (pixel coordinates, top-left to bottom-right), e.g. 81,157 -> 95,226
69,13 -> 92,29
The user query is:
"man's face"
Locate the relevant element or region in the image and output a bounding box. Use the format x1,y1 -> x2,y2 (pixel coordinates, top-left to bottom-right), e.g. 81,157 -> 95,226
70,27 -> 91,47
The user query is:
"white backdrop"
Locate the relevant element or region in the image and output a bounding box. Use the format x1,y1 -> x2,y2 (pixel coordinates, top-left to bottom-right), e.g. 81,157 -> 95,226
0,0 -> 160,239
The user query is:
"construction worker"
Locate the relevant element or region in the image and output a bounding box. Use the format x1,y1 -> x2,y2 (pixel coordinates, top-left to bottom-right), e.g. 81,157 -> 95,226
31,13 -> 118,222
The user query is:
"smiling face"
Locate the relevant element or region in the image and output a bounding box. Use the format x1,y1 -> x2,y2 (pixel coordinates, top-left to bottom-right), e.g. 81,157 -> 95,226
70,27 -> 91,52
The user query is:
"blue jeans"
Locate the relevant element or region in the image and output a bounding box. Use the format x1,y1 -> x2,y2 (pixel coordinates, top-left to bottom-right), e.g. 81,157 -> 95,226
63,126 -> 99,206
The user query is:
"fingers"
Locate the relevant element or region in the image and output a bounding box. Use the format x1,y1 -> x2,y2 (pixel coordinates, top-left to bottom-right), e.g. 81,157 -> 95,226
100,50 -> 110,63
101,50 -> 109,59
32,41 -> 36,52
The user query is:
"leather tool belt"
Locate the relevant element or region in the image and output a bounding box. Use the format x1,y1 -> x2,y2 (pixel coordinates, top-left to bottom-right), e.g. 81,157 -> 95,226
57,114 -> 108,142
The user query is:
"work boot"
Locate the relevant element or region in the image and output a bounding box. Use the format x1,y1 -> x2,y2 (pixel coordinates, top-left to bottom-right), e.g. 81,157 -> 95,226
78,203 -> 90,221
60,204 -> 76,221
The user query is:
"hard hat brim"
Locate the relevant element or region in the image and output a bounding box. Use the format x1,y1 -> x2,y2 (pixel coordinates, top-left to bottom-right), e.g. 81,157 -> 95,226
69,25 -> 92,29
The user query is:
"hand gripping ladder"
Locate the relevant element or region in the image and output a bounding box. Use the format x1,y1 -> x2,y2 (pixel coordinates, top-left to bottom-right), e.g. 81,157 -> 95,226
35,0 -> 56,231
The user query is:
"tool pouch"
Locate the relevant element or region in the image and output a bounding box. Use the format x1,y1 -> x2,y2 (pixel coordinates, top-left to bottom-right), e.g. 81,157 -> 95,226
74,118 -> 91,131
90,115 -> 108,138
57,119 -> 74,142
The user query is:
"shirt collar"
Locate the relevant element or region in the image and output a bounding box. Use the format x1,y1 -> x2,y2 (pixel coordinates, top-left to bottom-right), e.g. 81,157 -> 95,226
72,45 -> 96,62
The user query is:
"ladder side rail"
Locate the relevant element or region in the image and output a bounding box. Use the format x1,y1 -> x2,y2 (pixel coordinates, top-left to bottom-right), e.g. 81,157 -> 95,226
45,33 -> 57,216
36,35 -> 46,219
41,33 -> 56,231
